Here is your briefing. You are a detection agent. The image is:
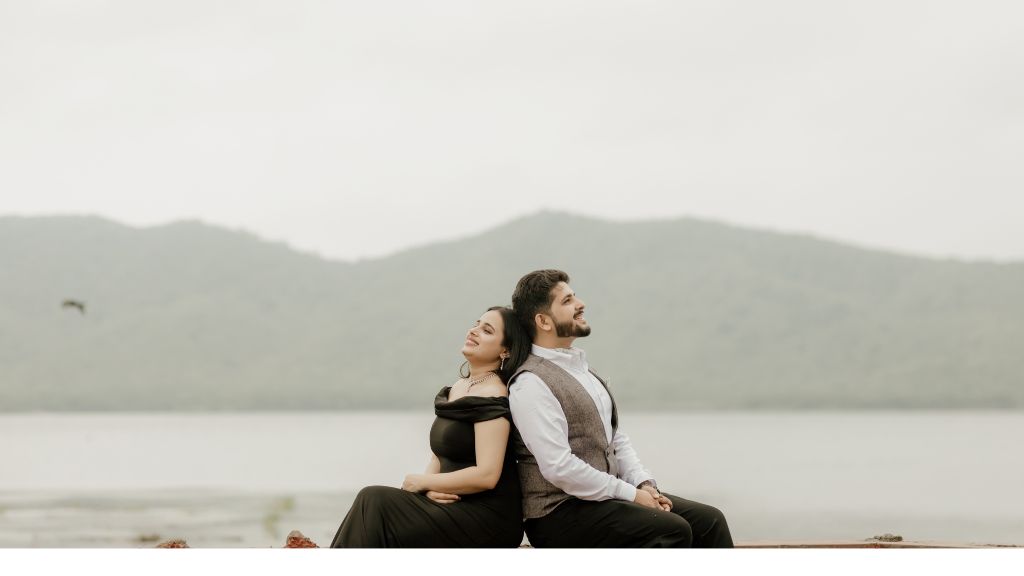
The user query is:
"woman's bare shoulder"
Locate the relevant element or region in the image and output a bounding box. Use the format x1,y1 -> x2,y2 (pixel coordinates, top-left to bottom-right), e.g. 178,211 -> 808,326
467,380 -> 509,399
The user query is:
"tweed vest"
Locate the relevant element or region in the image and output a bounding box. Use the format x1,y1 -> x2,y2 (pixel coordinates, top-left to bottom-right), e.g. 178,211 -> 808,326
509,354 -> 620,519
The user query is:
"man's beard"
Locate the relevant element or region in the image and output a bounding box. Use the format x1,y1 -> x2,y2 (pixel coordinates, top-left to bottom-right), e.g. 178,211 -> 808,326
555,317 -> 591,338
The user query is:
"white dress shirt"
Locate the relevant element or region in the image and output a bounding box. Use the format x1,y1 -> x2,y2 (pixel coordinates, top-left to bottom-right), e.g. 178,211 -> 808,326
509,344 -> 655,503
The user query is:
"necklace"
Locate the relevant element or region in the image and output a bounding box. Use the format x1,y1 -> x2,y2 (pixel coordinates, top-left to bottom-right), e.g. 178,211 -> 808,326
465,371 -> 496,389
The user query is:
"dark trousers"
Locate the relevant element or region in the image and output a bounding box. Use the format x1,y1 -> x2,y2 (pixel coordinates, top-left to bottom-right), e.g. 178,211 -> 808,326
524,493 -> 733,548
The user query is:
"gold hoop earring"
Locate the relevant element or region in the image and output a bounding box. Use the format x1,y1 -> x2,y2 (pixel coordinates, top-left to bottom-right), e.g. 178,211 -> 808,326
459,361 -> 470,379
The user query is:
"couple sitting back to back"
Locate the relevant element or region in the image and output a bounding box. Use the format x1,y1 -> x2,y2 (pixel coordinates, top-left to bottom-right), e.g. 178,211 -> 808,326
330,269 -> 733,548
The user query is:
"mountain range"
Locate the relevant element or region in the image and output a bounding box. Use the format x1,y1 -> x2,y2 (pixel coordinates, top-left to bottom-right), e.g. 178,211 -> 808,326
1,212 -> 1021,411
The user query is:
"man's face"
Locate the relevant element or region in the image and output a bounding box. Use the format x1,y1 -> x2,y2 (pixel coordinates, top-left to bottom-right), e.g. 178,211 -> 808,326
547,282 -> 591,339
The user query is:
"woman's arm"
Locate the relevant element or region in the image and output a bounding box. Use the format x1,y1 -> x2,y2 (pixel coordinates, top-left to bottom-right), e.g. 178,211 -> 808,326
421,453 -> 459,504
403,417 -> 510,495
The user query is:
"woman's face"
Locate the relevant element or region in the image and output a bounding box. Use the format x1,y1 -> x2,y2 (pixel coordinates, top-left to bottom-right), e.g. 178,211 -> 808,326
461,309 -> 506,364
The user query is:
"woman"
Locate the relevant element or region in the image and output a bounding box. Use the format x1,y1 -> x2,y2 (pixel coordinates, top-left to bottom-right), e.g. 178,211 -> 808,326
330,306 -> 530,547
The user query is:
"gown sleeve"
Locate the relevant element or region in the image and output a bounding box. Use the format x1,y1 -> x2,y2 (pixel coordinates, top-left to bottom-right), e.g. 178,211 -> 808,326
434,387 -> 512,423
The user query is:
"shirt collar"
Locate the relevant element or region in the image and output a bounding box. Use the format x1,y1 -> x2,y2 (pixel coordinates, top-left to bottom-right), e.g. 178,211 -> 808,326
532,344 -> 588,369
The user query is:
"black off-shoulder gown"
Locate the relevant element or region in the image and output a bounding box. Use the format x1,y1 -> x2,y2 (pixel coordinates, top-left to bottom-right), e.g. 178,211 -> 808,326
329,387 -> 524,547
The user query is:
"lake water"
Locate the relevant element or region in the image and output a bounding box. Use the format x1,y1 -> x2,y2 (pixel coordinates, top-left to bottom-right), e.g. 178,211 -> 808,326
0,411 -> 1022,548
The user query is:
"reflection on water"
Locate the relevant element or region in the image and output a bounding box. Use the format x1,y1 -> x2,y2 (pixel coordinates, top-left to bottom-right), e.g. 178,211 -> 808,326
0,490 -> 350,548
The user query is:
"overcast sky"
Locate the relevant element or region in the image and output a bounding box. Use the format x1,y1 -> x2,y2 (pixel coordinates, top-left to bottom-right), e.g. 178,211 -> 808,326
1,1 -> 1022,262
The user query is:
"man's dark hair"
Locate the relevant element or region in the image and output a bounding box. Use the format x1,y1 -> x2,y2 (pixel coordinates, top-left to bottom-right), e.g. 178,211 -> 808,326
511,269 -> 570,340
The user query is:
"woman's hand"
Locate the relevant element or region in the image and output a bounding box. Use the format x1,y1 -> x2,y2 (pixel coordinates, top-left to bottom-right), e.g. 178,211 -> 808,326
402,474 -> 427,493
425,491 -> 460,504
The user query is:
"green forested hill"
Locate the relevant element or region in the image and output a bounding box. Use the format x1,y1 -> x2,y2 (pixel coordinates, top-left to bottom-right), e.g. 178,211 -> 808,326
2,212 -> 1021,411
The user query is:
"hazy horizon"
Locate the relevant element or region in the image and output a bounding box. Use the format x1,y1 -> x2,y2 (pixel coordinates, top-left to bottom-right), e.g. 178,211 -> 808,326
5,209 -> 1024,266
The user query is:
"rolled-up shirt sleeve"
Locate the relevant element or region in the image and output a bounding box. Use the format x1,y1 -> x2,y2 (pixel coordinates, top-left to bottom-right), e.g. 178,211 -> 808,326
611,429 -> 655,488
509,373 -> 637,502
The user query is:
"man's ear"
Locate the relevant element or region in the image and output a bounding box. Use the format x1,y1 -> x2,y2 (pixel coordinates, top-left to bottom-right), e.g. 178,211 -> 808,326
535,313 -> 551,333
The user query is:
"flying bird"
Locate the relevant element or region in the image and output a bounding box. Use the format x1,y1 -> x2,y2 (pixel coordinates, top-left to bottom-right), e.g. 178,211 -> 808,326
62,300 -> 86,314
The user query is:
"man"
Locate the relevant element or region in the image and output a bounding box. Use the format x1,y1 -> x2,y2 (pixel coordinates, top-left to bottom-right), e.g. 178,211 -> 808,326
508,269 -> 733,548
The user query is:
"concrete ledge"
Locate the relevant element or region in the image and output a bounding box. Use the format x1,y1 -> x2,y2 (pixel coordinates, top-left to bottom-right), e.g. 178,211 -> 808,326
735,540 -> 1021,549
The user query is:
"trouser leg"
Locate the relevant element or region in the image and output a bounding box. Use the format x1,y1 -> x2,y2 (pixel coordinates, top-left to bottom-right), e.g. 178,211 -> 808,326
661,493 -> 733,548
524,497 -> 693,548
